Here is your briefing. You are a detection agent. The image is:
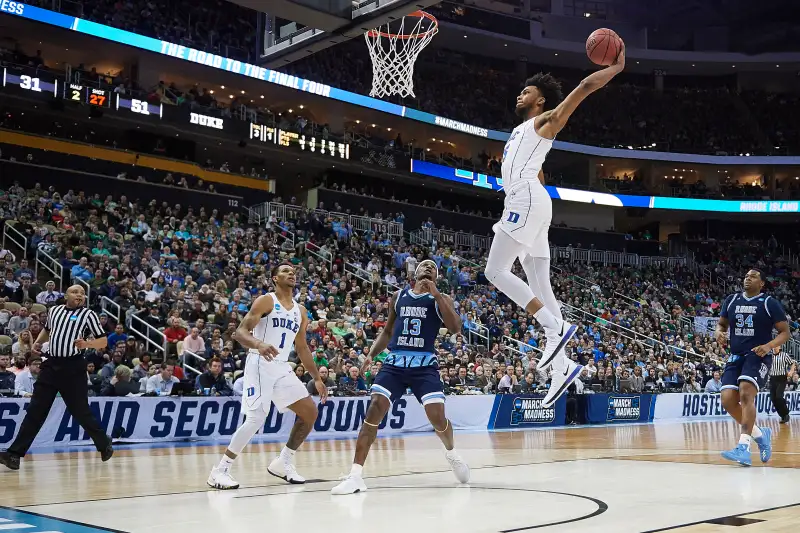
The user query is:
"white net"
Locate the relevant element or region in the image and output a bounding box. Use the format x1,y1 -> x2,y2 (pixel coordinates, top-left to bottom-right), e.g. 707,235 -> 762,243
365,11 -> 438,99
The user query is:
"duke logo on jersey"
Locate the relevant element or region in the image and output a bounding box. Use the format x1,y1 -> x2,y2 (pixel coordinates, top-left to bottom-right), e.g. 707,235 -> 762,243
720,292 -> 787,390
372,288 -> 447,406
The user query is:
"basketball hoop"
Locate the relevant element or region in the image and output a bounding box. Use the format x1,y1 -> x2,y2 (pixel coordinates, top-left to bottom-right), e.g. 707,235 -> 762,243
365,10 -> 438,99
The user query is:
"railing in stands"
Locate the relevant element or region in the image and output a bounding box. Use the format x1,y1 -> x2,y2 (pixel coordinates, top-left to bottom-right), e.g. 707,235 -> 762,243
303,241 -> 333,271
251,201 -> 403,237
129,313 -> 167,360
35,248 -> 63,291
72,276 -> 91,303
99,296 -> 121,323
344,262 -> 374,288
412,227 -> 491,251
502,335 -> 543,358
550,246 -> 687,268
465,322 -> 490,350
245,206 -> 261,226
181,349 -> 205,377
2,222 -> 27,259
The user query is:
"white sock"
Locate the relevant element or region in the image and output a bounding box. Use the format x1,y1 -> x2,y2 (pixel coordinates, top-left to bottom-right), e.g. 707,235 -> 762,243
751,426 -> 763,439
738,434 -> 752,450
350,464 -> 363,477
445,448 -> 458,459
280,446 -> 296,463
534,307 -> 560,331
218,454 -> 235,472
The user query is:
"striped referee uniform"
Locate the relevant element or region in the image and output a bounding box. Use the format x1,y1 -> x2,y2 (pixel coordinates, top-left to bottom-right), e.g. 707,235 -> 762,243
769,349 -> 796,421
2,301 -> 112,467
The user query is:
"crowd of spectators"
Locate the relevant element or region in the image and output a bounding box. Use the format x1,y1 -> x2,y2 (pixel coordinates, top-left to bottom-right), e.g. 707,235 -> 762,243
2,178 -> 798,410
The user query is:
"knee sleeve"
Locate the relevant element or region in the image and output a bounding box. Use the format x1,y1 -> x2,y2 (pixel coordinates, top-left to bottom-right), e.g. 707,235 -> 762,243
227,410 -> 267,455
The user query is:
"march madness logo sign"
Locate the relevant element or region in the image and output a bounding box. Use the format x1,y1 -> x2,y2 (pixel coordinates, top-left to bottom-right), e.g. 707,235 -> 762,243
511,397 -> 555,425
607,396 -> 641,422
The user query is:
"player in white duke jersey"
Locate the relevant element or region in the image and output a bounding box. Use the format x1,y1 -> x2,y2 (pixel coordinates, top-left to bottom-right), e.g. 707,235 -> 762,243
484,46 -> 626,408
208,264 -> 328,489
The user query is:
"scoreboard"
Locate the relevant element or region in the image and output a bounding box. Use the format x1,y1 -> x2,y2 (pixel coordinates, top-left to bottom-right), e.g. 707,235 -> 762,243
0,66 -> 349,160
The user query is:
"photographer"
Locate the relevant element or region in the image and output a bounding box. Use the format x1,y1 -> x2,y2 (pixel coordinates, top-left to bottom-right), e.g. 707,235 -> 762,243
682,372 -> 701,393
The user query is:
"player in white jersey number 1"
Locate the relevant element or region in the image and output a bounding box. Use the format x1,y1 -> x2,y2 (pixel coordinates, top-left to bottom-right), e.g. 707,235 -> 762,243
208,264 -> 328,489
485,45 -> 626,408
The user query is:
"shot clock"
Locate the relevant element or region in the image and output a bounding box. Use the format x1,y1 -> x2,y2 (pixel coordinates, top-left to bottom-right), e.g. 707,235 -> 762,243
65,84 -> 112,107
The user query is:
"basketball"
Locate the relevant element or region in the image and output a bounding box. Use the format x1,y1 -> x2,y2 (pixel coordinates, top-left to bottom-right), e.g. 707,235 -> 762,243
586,28 -> 623,66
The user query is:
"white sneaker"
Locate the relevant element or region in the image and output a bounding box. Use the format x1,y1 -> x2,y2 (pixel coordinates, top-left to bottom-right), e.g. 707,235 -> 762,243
542,360 -> 584,408
331,474 -> 368,495
539,320 -> 577,370
268,456 -> 306,484
446,452 -> 470,484
207,467 -> 240,490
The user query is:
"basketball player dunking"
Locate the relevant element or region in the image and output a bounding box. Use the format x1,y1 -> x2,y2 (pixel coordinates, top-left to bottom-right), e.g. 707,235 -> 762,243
207,264 -> 328,489
331,260 -> 469,494
485,47 -> 626,408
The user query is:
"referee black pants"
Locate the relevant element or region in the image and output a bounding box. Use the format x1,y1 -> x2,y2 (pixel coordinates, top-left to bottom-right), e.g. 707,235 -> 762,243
9,357 -> 110,458
769,375 -> 789,419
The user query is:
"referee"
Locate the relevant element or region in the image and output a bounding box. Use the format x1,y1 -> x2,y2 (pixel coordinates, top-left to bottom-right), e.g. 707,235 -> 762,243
0,285 -> 113,470
769,346 -> 796,424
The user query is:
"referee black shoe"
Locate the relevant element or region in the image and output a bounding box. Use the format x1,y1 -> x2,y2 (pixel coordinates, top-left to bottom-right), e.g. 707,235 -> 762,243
780,415 -> 790,424
100,443 -> 114,462
0,451 -> 20,471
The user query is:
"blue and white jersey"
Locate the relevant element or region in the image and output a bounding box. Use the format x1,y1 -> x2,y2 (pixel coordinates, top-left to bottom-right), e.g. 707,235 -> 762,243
720,292 -> 787,355
385,287 -> 443,368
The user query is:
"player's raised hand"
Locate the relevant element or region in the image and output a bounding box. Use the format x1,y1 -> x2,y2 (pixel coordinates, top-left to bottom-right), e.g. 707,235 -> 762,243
613,42 -> 625,68
257,342 -> 279,361
418,279 -> 440,297
315,378 -> 329,404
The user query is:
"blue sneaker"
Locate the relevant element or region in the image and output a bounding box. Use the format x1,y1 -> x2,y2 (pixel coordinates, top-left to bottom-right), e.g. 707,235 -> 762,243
721,444 -> 752,467
754,427 -> 772,463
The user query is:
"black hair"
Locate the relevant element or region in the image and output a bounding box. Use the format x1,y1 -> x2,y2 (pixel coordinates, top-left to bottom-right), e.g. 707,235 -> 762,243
523,73 -> 564,111
750,268 -> 770,290
271,262 -> 294,278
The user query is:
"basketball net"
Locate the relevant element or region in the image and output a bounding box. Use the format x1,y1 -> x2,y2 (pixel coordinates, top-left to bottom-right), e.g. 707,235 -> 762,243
365,11 -> 438,99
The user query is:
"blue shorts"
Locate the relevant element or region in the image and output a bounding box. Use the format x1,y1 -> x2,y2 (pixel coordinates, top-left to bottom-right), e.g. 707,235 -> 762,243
721,352 -> 772,391
371,364 -> 445,405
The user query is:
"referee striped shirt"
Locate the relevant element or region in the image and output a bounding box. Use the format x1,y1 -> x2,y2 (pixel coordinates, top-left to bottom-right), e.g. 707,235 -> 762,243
45,305 -> 105,358
770,351 -> 796,377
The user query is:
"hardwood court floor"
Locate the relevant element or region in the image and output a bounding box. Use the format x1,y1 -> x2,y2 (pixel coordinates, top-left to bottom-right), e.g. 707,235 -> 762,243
0,419 -> 798,533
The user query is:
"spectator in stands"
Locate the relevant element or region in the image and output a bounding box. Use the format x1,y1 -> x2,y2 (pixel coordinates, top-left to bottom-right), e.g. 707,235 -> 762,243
183,327 -> 205,358
7,307 -> 30,337
705,371 -> 723,393
338,366 -> 367,395
308,366 -> 335,395
101,365 -> 141,396
132,356 -> 151,382
146,363 -> 180,395
498,365 -> 516,393
107,324 -> 128,351
70,257 -> 93,281
630,366 -> 645,393
12,275 -> 40,304
682,373 -> 702,393
197,358 -> 232,396
0,355 -> 15,391
14,358 -> 40,398
11,330 -> 33,357
35,280 -> 63,305
100,352 -> 125,383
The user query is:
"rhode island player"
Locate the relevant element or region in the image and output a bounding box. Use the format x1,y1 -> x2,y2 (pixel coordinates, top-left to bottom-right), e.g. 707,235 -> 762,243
716,268 -> 790,466
331,260 -> 470,495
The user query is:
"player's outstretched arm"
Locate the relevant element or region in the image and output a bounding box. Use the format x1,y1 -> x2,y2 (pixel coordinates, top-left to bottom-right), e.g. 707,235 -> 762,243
294,307 -> 328,403
235,294 -> 279,359
537,45 -> 625,138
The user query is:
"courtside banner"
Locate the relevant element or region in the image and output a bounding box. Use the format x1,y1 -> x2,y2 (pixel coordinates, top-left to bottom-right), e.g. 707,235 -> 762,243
583,393 -> 656,424
653,392 -> 800,421
488,394 -> 566,429
0,395 -> 494,449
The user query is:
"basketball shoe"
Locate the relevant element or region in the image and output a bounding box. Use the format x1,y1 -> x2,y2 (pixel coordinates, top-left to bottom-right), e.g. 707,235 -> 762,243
331,473 -> 368,495
538,320 -> 577,370
542,359 -> 584,409
207,467 -> 240,489
268,455 -> 306,484
445,450 -> 470,483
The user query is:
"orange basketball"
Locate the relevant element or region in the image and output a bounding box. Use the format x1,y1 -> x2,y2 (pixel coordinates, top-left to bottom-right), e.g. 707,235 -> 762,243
586,28 -> 623,66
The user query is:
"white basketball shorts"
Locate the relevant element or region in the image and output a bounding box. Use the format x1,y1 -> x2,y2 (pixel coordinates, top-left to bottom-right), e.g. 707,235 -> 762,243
492,180 -> 552,258
241,353 -> 309,415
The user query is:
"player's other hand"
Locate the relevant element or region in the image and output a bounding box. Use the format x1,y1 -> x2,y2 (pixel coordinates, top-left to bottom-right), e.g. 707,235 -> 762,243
753,345 -> 770,357
315,378 -> 329,404
257,342 -> 279,360
714,330 -> 727,347
613,42 -> 625,68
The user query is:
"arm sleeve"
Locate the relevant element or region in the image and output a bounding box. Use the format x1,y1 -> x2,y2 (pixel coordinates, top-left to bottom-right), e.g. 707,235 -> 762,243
87,311 -> 106,337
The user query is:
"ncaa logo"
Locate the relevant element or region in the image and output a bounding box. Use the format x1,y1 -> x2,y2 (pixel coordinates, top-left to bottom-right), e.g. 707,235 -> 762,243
607,396 -> 641,421
190,113 -> 224,130
274,303 -> 281,311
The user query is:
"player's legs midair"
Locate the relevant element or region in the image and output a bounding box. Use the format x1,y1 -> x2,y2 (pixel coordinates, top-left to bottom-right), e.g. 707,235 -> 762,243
484,230 -> 559,330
